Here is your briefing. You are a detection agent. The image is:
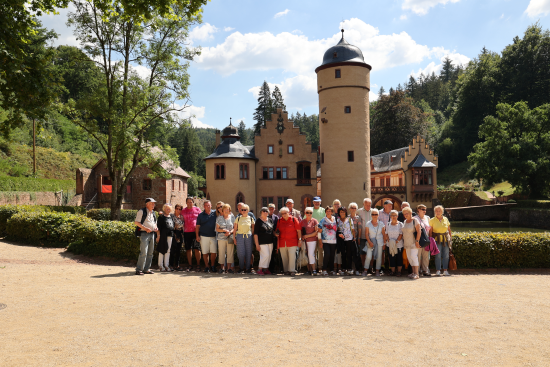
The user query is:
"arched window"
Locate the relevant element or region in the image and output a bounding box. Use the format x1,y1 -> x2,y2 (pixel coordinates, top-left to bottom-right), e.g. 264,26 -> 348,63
236,192 -> 245,209
297,162 -> 311,185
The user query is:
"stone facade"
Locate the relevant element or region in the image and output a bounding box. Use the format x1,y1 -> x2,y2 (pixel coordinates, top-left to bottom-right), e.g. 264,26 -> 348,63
510,209 -> 550,230
0,191 -> 58,206
316,63 -> 371,208
77,158 -> 189,212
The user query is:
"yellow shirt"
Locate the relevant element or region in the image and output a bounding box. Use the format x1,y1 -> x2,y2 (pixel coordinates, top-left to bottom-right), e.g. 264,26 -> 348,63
236,216 -> 254,236
429,216 -> 450,234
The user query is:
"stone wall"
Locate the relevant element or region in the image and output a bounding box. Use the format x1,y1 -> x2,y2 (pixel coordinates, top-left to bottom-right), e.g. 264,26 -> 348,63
0,192 -> 58,206
446,203 -> 516,221
510,209 -> 550,230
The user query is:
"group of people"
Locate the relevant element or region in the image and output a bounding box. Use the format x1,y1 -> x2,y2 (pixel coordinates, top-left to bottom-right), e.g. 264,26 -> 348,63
134,196 -> 453,279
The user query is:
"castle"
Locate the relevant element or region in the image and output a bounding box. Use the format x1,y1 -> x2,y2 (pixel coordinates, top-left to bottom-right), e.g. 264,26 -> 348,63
204,31 -> 439,214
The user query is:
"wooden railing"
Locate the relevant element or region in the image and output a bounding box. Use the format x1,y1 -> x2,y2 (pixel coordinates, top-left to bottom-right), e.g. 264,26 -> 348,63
296,178 -> 311,185
412,185 -> 434,193
371,186 -> 406,194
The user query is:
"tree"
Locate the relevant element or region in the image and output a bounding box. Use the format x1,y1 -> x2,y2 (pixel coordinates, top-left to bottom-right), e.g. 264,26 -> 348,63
64,0 -> 202,219
272,85 -> 286,111
370,91 -> 432,155
237,120 -> 250,145
378,86 -> 385,99
468,101 -> 550,198
252,81 -> 272,135
440,56 -> 455,83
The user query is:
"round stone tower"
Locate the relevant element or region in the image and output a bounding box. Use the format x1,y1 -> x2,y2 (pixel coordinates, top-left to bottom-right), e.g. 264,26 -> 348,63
315,30 -> 371,207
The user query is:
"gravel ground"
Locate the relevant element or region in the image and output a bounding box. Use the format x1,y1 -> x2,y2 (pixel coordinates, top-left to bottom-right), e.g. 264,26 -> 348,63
1,240 -> 549,367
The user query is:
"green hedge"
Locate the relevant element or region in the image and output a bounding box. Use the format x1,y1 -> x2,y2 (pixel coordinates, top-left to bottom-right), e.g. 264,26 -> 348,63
516,200 -> 550,209
0,205 -> 86,235
0,177 -> 75,192
452,232 -> 550,268
86,208 -> 138,222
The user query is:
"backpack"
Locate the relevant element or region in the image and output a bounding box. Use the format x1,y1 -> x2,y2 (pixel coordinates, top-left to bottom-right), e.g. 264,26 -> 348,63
135,208 -> 157,237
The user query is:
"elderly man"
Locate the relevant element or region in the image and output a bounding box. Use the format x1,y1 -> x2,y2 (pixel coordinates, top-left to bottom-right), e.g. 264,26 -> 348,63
134,198 -> 160,275
286,199 -> 302,272
378,200 -> 394,274
196,200 -> 218,273
357,198 -> 372,272
267,203 -> 282,274
311,197 -> 325,273
398,202 -> 417,222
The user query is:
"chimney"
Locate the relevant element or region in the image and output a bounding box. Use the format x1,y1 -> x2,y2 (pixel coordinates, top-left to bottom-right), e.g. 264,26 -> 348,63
215,129 -> 220,148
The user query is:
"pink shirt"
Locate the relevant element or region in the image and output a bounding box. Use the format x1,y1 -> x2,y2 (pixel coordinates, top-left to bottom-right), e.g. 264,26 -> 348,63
182,206 -> 201,232
301,218 -> 319,242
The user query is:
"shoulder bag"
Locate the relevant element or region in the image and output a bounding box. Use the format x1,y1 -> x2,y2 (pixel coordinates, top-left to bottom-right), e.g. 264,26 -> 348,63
414,218 -> 431,248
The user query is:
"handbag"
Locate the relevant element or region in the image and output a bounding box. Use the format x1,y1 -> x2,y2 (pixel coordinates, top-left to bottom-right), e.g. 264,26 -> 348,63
448,249 -> 457,270
415,218 -> 430,248
297,241 -> 309,268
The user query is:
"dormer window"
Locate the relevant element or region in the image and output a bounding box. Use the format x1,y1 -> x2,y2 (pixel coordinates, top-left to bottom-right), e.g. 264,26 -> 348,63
335,69 -> 341,78
333,52 -> 338,58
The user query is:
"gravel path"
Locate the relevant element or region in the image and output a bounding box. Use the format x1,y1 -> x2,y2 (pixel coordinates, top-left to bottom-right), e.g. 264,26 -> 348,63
1,240 -> 549,366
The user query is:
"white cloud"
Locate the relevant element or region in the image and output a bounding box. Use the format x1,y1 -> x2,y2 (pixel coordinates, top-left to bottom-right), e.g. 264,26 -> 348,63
224,26 -> 235,32
410,52 -> 470,78
174,105 -> 214,128
500,13 -> 505,19
400,14 -> 408,20
402,0 -> 460,15
291,29 -> 303,35
130,64 -> 151,79
274,9 -> 290,18
525,0 -> 550,17
189,23 -> 218,42
196,18 -> 450,77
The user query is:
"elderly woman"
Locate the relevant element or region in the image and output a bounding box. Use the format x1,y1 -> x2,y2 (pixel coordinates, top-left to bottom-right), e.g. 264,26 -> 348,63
336,207 -> 356,276
416,204 -> 431,276
318,206 -> 337,276
156,203 -> 175,272
402,207 -> 421,280
332,199 -> 343,273
254,207 -> 275,275
275,207 -> 302,276
386,210 -> 404,276
170,204 -> 185,271
348,202 -> 363,275
429,205 -> 452,276
234,204 -> 255,274
363,208 -> 386,277
216,203 -> 235,274
301,207 -> 320,276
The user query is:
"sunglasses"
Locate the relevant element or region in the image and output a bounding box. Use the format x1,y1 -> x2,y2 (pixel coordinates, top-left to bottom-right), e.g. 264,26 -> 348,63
217,206 -> 222,209
372,214 -> 379,216
305,212 -> 313,214
390,215 -> 398,217
418,208 -> 426,211
241,209 -> 248,212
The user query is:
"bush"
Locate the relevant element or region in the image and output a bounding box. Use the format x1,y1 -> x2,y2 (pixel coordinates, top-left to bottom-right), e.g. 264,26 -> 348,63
507,199 -> 516,203
516,200 -> 550,209
0,204 -> 86,235
0,177 -> 75,192
6,211 -> 89,246
452,232 -> 550,268
86,208 -> 138,222
44,205 -> 86,215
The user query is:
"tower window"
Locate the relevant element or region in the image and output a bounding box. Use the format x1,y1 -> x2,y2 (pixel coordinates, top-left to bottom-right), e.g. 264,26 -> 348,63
287,145 -> 294,154
321,153 -> 324,164
333,52 -> 338,58
215,163 -> 225,180
348,151 -> 354,162
239,163 -> 249,179
335,69 -> 341,78
268,145 -> 274,154
344,106 -> 351,113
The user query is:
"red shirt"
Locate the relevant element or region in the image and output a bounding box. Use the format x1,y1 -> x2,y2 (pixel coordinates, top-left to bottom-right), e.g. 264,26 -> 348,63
182,206 -> 201,233
301,218 -> 319,242
277,216 -> 301,248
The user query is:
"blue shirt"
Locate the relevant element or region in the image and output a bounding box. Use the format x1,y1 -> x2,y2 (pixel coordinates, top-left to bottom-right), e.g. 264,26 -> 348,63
196,210 -> 217,237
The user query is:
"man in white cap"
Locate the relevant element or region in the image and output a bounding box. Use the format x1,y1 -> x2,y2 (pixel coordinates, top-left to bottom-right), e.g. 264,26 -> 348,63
312,196 -> 325,273
134,198 -> 159,275
285,198 -> 302,221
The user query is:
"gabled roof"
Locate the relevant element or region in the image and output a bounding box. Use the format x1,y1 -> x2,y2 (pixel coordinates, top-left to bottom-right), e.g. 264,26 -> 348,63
408,153 -> 436,168
371,147 -> 409,173
91,145 -> 190,178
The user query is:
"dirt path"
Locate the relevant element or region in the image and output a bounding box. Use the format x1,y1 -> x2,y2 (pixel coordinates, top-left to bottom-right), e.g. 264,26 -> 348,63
1,240 -> 549,366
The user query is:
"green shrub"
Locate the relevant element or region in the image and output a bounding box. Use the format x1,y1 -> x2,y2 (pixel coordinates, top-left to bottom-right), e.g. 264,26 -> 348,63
452,232 -> 550,268
0,177 -> 75,192
86,208 -> 138,222
0,205 -> 46,234
516,200 -> 550,209
507,199 -> 516,203
45,205 -> 86,215
6,211 -> 89,246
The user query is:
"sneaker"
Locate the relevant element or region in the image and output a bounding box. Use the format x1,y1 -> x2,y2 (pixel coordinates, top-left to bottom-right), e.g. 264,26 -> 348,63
159,267 -> 166,272
443,270 -> 450,276
355,271 -> 361,276
204,267 -> 210,273
323,271 -> 328,276
165,267 -> 172,272
290,272 -> 296,277
218,268 -> 224,274
239,270 -> 246,275
263,269 -> 272,275
330,271 -> 335,275
211,266 -> 217,273
257,270 -> 265,275
227,269 -> 234,274
436,270 -> 441,276
312,270 -> 317,276
424,271 -> 431,276
362,271 -> 368,276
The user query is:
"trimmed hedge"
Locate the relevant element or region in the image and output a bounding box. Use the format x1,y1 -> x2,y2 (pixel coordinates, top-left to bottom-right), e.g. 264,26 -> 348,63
86,208 -> 138,222
0,205 -> 86,235
516,200 -> 550,209
452,232 -> 550,268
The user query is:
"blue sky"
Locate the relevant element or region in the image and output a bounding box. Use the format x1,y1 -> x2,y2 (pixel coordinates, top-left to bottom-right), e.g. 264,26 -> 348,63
41,0 -> 550,130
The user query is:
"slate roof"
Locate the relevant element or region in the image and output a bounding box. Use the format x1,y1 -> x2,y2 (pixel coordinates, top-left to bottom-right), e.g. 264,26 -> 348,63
320,31 -> 368,67
408,153 -> 436,168
371,147 -> 409,173
204,138 -> 257,160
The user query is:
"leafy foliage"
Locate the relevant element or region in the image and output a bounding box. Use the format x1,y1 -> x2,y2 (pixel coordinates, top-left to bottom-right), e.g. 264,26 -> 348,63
468,102 -> 550,198
516,200 -> 550,209
291,112 -> 319,150
87,208 -> 137,222
0,177 -> 74,192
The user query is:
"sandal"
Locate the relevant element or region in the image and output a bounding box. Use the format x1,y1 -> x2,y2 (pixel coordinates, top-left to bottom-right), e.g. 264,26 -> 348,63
144,270 -> 154,274
135,270 -> 144,275
396,272 -> 402,277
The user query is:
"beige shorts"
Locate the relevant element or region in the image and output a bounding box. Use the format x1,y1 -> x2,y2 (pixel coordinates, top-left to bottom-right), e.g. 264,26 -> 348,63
200,236 -> 217,254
